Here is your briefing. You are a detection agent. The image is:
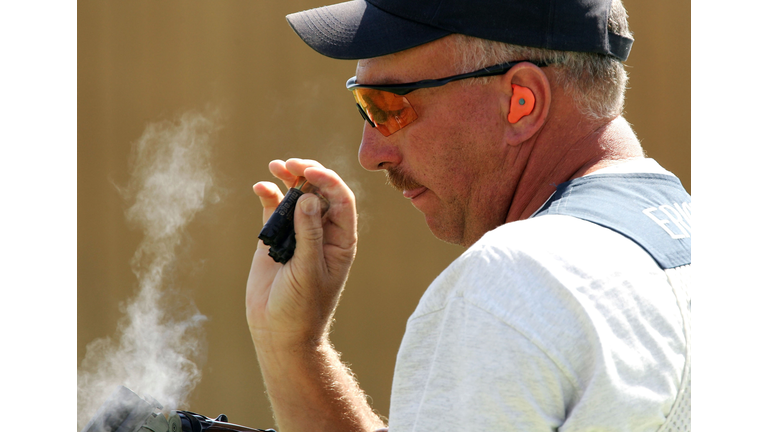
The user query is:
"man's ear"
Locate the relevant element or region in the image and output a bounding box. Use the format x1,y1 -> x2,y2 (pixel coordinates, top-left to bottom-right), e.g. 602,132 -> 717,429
499,62 -> 551,146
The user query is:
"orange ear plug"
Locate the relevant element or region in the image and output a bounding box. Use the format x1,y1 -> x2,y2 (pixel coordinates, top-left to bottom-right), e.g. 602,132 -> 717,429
508,84 -> 535,123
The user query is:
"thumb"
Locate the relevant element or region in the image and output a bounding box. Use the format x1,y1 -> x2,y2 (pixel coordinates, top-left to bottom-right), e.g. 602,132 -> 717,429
292,193 -> 324,262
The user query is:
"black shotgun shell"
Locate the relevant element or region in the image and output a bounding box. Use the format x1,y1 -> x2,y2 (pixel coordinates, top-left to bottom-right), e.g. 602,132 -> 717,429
258,187 -> 304,264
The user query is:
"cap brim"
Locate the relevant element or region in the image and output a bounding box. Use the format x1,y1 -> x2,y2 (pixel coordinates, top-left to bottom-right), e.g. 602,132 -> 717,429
286,0 -> 451,60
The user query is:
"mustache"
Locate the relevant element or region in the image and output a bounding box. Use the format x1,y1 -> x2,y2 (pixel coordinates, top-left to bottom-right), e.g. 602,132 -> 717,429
385,167 -> 422,191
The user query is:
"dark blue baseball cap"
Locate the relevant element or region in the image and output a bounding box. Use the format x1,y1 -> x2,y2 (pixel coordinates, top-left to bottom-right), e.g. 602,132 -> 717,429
286,0 -> 633,61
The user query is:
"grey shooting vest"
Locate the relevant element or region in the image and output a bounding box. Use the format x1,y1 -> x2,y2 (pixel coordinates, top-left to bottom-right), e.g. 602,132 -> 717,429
533,173 -> 692,432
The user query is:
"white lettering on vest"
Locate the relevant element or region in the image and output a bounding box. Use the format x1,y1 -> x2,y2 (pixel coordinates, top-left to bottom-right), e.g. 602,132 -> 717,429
642,202 -> 692,239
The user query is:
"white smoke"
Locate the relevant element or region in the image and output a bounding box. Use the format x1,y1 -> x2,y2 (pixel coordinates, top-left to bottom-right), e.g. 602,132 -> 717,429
77,110 -> 220,430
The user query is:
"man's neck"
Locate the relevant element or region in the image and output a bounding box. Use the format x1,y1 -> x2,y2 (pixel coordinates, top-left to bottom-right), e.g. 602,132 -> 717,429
505,116 -> 644,222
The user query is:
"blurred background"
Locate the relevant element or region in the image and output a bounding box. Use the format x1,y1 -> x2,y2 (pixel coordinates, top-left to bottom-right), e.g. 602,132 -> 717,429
78,0 -> 690,429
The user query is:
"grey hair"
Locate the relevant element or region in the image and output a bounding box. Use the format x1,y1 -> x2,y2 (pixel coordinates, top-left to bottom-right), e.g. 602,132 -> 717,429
451,0 -> 632,121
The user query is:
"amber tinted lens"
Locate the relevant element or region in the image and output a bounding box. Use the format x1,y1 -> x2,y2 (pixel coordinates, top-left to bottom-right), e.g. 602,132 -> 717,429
352,88 -> 418,137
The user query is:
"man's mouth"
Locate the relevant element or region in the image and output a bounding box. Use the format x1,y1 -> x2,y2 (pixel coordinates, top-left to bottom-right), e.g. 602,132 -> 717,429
402,186 -> 428,199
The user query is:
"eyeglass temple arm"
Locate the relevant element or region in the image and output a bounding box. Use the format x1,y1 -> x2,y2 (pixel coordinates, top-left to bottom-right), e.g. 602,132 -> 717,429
346,60 -> 548,95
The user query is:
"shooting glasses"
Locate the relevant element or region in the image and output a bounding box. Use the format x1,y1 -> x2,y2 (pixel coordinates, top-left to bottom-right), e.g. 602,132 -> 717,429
346,60 -> 547,137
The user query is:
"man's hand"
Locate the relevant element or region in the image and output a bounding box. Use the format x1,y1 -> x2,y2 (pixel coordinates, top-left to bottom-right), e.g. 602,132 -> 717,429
246,158 -> 358,349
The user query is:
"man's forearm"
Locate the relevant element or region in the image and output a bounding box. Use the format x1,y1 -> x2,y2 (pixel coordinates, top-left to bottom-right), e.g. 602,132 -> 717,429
255,337 -> 386,432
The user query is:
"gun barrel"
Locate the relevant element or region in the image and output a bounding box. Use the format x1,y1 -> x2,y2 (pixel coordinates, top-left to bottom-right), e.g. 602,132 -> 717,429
81,386 -> 275,432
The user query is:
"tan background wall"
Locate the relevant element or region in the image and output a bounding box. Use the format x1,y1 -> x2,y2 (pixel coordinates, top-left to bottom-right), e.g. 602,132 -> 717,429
78,0 -> 690,429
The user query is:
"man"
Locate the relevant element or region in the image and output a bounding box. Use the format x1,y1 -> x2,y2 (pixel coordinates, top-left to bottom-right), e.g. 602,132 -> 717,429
246,0 -> 691,430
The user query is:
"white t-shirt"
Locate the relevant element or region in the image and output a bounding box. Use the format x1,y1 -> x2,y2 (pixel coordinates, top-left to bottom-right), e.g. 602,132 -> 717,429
388,160 -> 690,431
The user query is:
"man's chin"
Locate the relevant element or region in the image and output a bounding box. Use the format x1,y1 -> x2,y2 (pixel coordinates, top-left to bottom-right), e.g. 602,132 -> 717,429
422,213 -> 465,247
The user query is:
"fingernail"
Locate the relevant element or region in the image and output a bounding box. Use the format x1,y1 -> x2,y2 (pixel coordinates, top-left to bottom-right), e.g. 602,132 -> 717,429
300,196 -> 319,215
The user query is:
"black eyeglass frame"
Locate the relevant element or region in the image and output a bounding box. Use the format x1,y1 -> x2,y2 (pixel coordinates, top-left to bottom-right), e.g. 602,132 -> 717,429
345,60 -> 549,95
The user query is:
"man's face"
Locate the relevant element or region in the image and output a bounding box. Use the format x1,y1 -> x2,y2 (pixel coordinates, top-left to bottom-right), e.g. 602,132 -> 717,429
355,37 -> 519,247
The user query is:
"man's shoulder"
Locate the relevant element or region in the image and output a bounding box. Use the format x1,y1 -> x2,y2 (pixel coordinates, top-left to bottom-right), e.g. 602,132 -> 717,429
471,213 -> 646,266
414,214 -> 664,319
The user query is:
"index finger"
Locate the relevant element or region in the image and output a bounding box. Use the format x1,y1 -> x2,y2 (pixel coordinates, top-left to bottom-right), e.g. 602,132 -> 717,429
271,159 -> 327,190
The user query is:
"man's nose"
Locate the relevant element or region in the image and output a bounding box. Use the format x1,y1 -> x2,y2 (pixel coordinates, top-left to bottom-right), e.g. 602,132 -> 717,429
358,123 -> 402,171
